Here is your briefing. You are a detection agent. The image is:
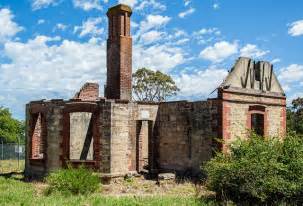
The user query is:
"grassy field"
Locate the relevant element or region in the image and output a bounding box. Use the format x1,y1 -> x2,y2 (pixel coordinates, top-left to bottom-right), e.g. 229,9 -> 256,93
0,161 -> 217,205
0,176 -> 216,206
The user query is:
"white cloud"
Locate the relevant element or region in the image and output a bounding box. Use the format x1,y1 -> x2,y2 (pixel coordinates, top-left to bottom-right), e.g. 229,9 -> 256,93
74,17 -> 104,37
133,44 -> 186,73
287,92 -> 303,104
140,30 -> 164,44
184,0 -> 191,7
178,7 -> 195,18
194,28 -> 221,36
37,19 -> 45,25
118,0 -> 137,7
31,0 -> 60,10
136,0 -> 166,11
175,68 -> 228,98
72,0 -> 102,11
0,36 -> 106,117
271,58 -> 281,64
175,38 -> 190,45
213,3 -> 220,10
174,30 -> 187,37
288,20 -> 303,37
131,21 -> 139,28
140,15 -> 171,33
240,44 -> 269,58
199,41 -> 238,63
193,27 -> 221,44
0,9 -> 23,43
54,23 -> 67,31
278,64 -> 303,82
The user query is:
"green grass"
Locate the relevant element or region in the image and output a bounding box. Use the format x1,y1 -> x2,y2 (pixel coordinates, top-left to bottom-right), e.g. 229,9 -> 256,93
0,177 -> 216,206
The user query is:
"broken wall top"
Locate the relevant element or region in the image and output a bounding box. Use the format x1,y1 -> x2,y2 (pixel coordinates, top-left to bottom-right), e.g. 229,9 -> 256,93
220,57 -> 285,96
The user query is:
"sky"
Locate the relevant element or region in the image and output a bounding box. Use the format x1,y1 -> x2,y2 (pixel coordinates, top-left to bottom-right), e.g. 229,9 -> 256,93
0,0 -> 303,119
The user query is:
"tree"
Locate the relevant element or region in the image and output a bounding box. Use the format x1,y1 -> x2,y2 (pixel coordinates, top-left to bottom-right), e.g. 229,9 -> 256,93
132,68 -> 180,102
287,97 -> 303,135
0,107 -> 25,143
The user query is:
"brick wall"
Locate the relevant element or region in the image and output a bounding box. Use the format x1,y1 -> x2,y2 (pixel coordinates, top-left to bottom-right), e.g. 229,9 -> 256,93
73,83 -> 99,101
31,113 -> 46,159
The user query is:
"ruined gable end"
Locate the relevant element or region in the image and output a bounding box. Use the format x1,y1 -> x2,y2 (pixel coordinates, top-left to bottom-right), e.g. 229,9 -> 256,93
217,57 -> 286,152
221,57 -> 285,95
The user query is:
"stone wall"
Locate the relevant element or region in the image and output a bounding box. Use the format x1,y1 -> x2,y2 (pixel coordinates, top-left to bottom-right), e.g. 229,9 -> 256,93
108,101 -> 158,176
155,100 -> 218,176
25,100 -> 65,178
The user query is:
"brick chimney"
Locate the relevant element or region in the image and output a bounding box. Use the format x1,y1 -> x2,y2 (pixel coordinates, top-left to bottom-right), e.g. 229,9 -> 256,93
105,4 -> 132,100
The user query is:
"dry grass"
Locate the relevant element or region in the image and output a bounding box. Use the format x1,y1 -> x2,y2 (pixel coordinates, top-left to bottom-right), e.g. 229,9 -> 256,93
0,159 -> 24,173
101,176 -> 209,197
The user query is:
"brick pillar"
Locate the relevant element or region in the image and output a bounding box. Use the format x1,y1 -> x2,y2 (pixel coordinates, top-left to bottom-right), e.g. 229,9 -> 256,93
105,4 -> 132,101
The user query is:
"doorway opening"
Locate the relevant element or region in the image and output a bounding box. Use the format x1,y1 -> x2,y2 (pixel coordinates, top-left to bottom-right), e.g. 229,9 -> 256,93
251,113 -> 264,136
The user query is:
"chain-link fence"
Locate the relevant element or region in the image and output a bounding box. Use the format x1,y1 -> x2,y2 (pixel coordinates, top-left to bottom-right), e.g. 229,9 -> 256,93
0,143 -> 25,173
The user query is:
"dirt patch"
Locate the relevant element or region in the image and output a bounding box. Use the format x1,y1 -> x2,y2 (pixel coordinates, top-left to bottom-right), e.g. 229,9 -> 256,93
101,176 -> 210,197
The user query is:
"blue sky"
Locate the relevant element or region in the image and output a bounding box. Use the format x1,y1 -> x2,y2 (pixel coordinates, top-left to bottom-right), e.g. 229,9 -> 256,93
0,0 -> 303,119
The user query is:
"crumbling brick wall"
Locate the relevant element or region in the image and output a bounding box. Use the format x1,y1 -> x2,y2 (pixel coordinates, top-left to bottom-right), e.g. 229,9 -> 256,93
73,83 -> 99,101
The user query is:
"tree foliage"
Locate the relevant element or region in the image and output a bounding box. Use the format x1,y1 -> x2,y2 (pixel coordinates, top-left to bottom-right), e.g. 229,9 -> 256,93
203,134 -> 303,205
132,68 -> 180,102
0,107 -> 24,143
287,97 -> 303,134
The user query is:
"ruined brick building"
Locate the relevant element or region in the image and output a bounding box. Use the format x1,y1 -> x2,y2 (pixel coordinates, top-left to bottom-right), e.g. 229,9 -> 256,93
24,4 -> 286,178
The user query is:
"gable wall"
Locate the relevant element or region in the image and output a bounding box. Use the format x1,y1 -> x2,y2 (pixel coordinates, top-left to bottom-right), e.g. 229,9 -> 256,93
219,89 -> 286,151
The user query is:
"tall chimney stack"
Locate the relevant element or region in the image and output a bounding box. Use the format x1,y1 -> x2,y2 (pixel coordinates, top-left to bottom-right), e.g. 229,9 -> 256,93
105,4 -> 132,100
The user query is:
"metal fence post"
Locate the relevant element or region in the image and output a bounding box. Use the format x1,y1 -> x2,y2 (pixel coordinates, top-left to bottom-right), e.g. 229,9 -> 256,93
0,139 -> 2,172
17,137 -> 20,170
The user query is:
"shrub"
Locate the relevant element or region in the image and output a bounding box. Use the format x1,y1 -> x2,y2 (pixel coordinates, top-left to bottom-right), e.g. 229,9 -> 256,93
203,134 -> 303,205
46,166 -> 100,195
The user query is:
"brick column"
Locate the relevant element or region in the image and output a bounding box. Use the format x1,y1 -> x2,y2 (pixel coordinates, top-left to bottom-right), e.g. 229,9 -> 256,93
105,4 -> 132,100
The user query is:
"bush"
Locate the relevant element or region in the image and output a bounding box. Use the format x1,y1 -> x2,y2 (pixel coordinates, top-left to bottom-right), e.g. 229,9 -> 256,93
203,134 -> 303,205
46,166 -> 100,195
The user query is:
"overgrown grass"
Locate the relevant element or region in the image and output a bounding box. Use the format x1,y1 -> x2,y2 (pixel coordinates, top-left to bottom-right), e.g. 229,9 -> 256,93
0,177 -> 216,206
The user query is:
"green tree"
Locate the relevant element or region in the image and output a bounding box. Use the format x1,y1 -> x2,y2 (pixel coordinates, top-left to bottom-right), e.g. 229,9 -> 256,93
132,68 -> 180,102
287,97 -> 303,134
0,107 -> 24,143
